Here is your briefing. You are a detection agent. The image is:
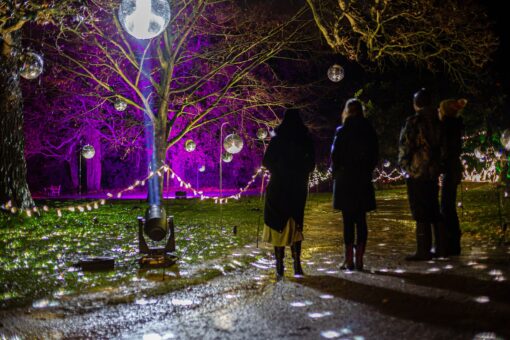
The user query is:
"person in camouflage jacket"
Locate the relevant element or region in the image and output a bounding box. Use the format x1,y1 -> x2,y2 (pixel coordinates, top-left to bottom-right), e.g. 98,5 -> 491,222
398,88 -> 447,261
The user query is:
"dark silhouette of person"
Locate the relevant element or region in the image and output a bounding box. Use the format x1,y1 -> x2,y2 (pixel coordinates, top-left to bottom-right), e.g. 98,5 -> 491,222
331,98 -> 379,271
439,98 -> 467,255
399,88 -> 447,260
262,108 -> 315,280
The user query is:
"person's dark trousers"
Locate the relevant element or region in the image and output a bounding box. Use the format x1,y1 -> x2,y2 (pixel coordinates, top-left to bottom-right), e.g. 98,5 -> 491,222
342,211 -> 367,270
441,173 -> 461,255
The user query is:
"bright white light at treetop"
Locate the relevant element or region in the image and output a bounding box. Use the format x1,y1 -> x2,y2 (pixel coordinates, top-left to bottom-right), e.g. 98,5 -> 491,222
118,0 -> 171,40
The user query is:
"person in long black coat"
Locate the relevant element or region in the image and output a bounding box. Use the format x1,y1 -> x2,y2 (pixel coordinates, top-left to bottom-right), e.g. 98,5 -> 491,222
262,109 -> 315,279
331,98 -> 379,270
439,98 -> 467,255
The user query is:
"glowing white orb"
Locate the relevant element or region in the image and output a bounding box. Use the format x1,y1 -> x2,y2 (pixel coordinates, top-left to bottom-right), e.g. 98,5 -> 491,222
199,165 -> 205,172
222,152 -> 233,163
501,129 -> 510,151
82,145 -> 96,159
184,139 -> 196,152
327,64 -> 344,82
118,0 -> 171,40
20,51 -> 44,80
256,128 -> 268,140
223,134 -> 243,154
474,147 -> 485,161
383,160 -> 391,168
114,99 -> 127,111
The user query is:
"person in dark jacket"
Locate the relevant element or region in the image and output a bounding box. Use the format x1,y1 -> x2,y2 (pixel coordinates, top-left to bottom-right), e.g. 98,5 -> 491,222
262,109 -> 315,280
331,98 -> 379,271
439,98 -> 467,255
399,88 -> 447,260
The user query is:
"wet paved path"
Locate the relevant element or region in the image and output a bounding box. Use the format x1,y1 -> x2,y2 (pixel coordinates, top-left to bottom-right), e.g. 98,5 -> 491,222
1,196 -> 509,339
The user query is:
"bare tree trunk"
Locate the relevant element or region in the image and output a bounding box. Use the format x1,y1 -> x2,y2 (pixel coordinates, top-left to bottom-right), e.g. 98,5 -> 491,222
154,121 -> 167,201
0,31 -> 34,208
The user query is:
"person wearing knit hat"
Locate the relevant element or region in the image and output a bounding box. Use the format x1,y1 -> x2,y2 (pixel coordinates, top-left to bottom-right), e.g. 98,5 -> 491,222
439,98 -> 467,256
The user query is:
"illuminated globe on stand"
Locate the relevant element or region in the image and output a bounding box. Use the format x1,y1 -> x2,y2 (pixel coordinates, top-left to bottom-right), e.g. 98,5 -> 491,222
327,64 -> 344,82
114,99 -> 127,111
82,145 -> 96,159
501,129 -> 510,151
185,139 -> 196,152
20,51 -> 44,80
257,128 -> 268,140
223,133 -> 243,154
222,152 -> 233,163
118,0 -> 171,40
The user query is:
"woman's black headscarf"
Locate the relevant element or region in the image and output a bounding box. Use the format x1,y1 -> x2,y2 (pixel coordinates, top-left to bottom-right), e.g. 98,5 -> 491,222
274,108 -> 308,138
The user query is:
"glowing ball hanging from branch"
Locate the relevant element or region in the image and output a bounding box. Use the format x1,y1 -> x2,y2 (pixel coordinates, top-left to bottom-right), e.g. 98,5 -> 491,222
257,128 -> 268,140
118,0 -> 171,40
114,99 -> 127,111
501,129 -> 510,151
222,152 -> 233,163
185,139 -> 196,152
474,146 -> 485,161
19,51 -> 44,80
82,145 -> 96,159
199,165 -> 205,172
327,64 -> 344,82
223,134 -> 243,154
494,149 -> 503,159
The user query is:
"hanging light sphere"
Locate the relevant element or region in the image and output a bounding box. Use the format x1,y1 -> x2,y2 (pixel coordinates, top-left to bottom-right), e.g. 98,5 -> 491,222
82,145 -> 96,159
256,128 -> 268,140
184,139 -> 196,152
383,160 -> 391,168
494,149 -> 503,159
327,64 -> 344,82
114,99 -> 128,111
199,165 -> 205,172
222,152 -> 233,163
501,129 -> 510,151
474,146 -> 485,161
19,51 -> 44,80
118,0 -> 171,40
223,133 -> 243,154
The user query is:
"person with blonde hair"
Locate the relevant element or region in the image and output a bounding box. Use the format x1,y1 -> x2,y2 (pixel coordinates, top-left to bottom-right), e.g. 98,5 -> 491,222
331,98 -> 379,270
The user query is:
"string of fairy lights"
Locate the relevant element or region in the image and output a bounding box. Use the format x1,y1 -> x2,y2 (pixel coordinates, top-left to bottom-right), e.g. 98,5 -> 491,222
2,129 -> 509,217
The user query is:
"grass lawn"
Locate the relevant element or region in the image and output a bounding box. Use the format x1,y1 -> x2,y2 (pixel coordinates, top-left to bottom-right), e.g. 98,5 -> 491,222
0,183 -> 508,308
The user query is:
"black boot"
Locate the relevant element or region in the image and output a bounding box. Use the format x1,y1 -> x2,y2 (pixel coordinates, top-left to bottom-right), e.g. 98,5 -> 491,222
433,222 -> 448,258
274,246 -> 285,280
406,222 -> 432,261
340,244 -> 354,270
291,241 -> 304,276
355,242 -> 366,271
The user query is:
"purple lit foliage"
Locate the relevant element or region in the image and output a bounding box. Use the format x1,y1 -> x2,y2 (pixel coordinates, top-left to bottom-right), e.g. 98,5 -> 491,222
23,0 -> 307,194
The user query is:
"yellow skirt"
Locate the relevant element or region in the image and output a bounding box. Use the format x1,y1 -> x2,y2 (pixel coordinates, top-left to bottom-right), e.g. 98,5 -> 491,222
262,218 -> 304,247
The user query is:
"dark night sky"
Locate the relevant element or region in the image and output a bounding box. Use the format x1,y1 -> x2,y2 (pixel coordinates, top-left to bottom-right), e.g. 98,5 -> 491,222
483,1 -> 510,92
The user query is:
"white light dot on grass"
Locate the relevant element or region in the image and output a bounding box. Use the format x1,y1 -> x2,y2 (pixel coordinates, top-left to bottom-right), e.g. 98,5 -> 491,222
443,264 -> 454,270
473,332 -> 503,340
319,294 -> 334,299
32,299 -> 60,308
488,269 -> 503,276
326,270 -> 339,274
321,330 -> 341,339
427,267 -> 440,273
317,268 -> 326,272
308,311 -> 333,319
494,276 -> 506,282
474,296 -> 490,303
378,243 -> 386,247
394,268 -> 406,274
290,300 -> 313,307
225,294 -> 238,299
135,298 -> 157,305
